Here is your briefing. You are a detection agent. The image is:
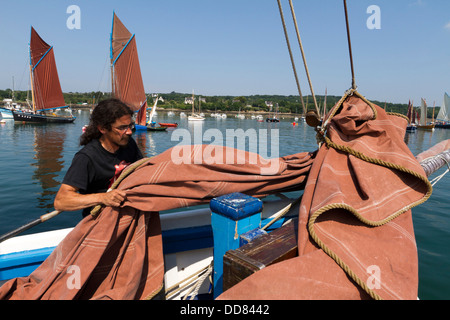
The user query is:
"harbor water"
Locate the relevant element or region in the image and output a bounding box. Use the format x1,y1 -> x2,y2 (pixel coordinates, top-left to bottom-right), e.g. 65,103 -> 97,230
0,109 -> 449,299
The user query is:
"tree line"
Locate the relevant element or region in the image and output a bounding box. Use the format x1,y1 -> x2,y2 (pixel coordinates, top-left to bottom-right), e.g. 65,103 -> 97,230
0,89 -> 440,118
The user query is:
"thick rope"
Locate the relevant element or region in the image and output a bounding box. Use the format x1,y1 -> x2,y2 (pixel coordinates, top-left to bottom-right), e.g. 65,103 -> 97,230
165,262 -> 213,300
386,112 -> 409,123
184,263 -> 213,300
307,90 -> 433,300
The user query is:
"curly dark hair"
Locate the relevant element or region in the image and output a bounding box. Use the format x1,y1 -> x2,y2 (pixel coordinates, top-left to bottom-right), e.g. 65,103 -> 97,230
80,98 -> 133,146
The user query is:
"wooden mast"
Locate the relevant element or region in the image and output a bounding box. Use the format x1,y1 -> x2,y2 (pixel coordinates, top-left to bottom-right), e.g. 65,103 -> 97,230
110,13 -> 115,97
29,47 -> 36,113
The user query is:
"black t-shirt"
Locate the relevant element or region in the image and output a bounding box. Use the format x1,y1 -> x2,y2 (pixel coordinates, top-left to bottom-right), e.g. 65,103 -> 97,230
63,138 -> 143,216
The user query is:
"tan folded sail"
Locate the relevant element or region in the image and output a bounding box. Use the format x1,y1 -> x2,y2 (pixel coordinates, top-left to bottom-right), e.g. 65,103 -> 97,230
218,93 -> 432,300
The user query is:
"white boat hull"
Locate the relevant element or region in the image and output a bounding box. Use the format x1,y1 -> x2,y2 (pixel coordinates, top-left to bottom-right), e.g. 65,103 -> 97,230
188,116 -> 205,121
0,108 -> 13,119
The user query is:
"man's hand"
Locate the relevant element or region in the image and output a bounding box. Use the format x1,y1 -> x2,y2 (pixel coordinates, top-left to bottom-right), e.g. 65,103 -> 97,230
54,184 -> 127,212
100,189 -> 127,207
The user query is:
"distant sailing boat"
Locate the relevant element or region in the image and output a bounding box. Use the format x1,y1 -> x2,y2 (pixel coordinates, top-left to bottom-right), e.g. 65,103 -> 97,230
156,94 -> 178,127
435,92 -> 450,129
417,98 -> 435,130
188,91 -> 205,121
12,27 -> 75,123
110,12 -> 162,131
406,100 -> 417,132
147,95 -> 167,131
266,103 -> 280,122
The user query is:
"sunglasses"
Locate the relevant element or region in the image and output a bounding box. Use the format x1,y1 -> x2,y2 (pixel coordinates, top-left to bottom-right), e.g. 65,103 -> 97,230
112,123 -> 134,134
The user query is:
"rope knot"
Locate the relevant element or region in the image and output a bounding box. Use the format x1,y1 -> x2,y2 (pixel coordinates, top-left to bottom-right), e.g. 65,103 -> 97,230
315,126 -> 326,146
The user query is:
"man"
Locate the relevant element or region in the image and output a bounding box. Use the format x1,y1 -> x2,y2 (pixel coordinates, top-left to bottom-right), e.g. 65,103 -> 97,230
54,98 -> 143,217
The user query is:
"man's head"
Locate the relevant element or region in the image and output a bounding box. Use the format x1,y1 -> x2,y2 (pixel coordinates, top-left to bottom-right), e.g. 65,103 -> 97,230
80,98 -> 134,147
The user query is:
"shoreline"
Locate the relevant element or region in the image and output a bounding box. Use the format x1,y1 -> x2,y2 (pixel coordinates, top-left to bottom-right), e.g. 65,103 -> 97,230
68,104 -> 304,119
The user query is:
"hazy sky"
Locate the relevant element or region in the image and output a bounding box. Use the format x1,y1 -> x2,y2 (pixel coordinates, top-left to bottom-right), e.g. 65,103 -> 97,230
1,0 -> 449,106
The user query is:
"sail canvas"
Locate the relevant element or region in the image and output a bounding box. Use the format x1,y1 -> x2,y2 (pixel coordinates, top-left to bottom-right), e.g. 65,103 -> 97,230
436,92 -> 449,122
30,27 -> 66,111
110,13 -> 147,127
419,98 -> 427,126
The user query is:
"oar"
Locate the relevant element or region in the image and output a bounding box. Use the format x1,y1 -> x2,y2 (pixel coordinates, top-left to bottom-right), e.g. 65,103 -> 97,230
0,210 -> 61,244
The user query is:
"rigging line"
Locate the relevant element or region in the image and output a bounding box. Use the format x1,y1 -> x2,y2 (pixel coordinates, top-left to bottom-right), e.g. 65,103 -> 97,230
276,0 -> 306,115
97,56 -> 110,94
287,0 -> 319,116
343,0 -> 357,90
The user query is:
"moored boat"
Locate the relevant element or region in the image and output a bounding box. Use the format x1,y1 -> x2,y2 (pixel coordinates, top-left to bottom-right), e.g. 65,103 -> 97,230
147,124 -> 167,131
12,27 -> 75,124
158,123 -> 178,128
435,93 -> 450,129
417,98 -> 435,130
266,102 -> 280,122
406,100 -> 417,132
188,114 -> 205,121
0,107 -> 13,119
188,91 -> 205,121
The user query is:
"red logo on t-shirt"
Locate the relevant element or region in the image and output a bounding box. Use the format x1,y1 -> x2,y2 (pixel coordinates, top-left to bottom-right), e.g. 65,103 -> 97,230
108,160 -> 130,188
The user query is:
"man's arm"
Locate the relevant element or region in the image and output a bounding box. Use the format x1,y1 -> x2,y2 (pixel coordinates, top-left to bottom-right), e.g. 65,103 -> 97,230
54,183 -> 127,212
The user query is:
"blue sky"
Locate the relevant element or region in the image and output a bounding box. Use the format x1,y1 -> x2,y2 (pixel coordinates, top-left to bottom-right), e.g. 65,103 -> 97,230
0,0 -> 449,106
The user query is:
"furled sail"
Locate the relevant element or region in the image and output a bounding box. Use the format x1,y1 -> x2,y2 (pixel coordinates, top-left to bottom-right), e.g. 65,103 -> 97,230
436,92 -> 449,122
406,100 -> 413,122
110,12 -> 147,126
30,27 -> 66,111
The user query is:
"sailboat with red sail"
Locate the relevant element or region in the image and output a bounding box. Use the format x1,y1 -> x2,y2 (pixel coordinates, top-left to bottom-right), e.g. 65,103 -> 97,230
12,27 -> 75,123
406,100 -> 417,132
110,12 -> 164,131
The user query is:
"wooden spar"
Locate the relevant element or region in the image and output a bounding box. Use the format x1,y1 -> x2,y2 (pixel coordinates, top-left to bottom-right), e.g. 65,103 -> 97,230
417,139 -> 450,177
29,64 -> 36,112
343,0 -> 356,90
419,149 -> 450,177
0,210 -> 61,244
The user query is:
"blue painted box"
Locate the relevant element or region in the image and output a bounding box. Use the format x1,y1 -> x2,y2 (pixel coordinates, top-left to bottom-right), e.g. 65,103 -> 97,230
210,193 -> 263,298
